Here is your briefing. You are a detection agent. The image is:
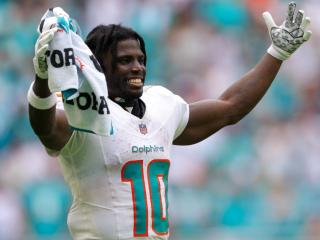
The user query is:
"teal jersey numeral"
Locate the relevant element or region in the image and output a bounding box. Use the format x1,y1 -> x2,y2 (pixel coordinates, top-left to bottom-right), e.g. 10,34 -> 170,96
121,159 -> 170,237
148,160 -> 170,235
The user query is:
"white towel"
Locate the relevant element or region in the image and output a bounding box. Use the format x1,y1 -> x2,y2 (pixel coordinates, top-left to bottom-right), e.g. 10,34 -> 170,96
39,8 -> 113,136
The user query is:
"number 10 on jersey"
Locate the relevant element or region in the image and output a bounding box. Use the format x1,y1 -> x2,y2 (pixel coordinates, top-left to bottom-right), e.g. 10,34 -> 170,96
121,159 -> 170,237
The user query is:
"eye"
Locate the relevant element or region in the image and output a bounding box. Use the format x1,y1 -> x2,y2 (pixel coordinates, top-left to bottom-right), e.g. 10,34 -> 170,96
138,56 -> 145,65
118,57 -> 131,65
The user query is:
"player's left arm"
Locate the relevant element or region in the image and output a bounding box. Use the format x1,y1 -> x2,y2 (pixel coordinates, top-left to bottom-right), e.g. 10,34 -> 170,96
174,54 -> 281,145
174,2 -> 311,145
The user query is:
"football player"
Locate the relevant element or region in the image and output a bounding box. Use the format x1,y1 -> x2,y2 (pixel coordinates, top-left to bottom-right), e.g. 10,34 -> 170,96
28,3 -> 311,240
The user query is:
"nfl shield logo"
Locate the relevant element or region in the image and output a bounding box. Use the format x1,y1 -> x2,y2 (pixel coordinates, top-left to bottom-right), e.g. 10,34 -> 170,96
139,123 -> 148,135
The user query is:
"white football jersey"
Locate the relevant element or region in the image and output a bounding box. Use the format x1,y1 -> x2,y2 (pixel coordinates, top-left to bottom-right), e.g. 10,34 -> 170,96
52,86 -> 189,240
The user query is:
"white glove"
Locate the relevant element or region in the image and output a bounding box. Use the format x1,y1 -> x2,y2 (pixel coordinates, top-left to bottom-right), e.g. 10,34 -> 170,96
263,2 -> 312,61
33,7 -> 81,79
33,27 -> 58,79
33,7 -> 69,79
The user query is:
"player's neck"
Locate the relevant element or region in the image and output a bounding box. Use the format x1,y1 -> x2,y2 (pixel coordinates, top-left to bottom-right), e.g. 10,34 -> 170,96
112,97 -> 146,119
113,97 -> 135,107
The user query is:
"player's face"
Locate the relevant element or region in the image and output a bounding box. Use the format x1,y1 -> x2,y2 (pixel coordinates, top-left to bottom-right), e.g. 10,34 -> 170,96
104,39 -> 146,100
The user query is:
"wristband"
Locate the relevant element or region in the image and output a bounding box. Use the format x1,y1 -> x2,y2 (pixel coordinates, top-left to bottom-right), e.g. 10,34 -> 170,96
27,81 -> 57,110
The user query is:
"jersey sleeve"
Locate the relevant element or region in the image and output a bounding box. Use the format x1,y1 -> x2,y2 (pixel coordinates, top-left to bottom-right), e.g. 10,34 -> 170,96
172,94 -> 189,140
144,86 -> 189,141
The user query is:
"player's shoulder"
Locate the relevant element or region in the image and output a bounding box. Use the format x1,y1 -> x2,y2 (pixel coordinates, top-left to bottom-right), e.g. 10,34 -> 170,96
143,85 -> 176,98
142,85 -> 187,108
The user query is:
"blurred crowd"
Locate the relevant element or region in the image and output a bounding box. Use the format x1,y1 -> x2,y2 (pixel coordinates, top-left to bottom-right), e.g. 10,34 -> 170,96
0,0 -> 320,239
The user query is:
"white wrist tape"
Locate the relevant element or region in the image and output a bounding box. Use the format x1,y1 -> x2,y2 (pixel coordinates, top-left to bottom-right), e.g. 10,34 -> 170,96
27,82 -> 57,110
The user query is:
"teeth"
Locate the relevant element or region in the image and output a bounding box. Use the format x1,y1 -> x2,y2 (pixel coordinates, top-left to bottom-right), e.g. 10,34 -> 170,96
128,79 -> 142,84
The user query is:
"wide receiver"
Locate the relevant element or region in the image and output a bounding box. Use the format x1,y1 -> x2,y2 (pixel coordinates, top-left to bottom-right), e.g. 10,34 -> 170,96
28,3 -> 311,240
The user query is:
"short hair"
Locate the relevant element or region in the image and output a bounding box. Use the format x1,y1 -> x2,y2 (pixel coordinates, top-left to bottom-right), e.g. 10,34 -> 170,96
85,24 -> 147,72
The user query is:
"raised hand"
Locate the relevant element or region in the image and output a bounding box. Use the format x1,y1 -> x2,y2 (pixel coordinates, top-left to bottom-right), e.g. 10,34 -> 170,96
263,2 -> 312,60
33,27 -> 58,79
33,7 -> 73,79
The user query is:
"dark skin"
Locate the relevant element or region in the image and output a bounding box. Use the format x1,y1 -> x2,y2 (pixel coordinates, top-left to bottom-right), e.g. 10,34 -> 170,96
29,39 -> 282,150
103,39 -> 146,100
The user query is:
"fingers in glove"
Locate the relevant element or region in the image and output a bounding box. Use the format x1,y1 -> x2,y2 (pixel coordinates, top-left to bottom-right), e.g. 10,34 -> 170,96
301,16 -> 311,41
37,44 -> 49,58
301,16 -> 311,30
38,27 -> 58,47
285,2 -> 296,28
294,10 -> 304,27
262,12 -> 277,32
303,30 -> 312,41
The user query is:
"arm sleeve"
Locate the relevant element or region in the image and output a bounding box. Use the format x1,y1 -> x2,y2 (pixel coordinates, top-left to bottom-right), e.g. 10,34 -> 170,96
173,95 -> 189,140
145,85 -> 190,141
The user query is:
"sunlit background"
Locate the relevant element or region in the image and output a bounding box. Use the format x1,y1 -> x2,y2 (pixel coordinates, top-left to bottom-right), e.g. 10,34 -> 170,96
1,0 -> 320,239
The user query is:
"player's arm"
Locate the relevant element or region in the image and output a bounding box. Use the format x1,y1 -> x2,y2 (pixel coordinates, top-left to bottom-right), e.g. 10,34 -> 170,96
174,2 -> 311,145
174,54 -> 280,145
28,28 -> 73,151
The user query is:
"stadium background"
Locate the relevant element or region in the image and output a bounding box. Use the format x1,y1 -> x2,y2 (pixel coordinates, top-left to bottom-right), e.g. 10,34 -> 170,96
1,0 -> 320,239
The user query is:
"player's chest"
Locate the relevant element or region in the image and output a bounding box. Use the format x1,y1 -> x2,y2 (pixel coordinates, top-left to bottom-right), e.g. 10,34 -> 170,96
101,125 -> 172,169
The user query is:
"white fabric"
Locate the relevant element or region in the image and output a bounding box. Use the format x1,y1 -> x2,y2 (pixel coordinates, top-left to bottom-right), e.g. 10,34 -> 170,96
40,9 -> 113,136
50,86 -> 189,240
27,81 -> 57,110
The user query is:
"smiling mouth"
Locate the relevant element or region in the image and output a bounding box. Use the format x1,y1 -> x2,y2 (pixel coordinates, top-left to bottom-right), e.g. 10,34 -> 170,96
128,78 -> 143,88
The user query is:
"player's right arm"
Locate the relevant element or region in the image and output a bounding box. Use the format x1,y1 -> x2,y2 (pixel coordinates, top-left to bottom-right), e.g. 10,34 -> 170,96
28,28 -> 73,151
